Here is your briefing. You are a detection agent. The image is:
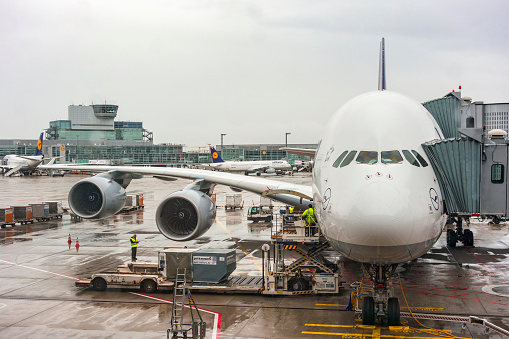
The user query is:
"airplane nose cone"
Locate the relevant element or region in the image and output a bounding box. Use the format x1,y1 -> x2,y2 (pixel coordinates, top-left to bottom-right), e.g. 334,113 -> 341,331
346,182 -> 412,247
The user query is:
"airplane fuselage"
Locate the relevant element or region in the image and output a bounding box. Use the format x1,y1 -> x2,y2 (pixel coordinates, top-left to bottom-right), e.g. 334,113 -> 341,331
313,91 -> 447,264
2,154 -> 43,171
210,160 -> 291,173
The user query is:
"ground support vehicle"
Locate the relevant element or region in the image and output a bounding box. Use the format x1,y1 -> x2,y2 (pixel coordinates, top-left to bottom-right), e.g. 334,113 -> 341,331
76,262 -> 174,293
247,206 -> 273,223
120,194 -> 145,213
262,212 -> 342,295
45,201 -> 63,219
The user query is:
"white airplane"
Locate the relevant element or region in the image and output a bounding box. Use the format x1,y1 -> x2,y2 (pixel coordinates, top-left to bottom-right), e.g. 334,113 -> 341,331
42,39 -> 448,325
1,133 -> 45,177
206,147 -> 292,175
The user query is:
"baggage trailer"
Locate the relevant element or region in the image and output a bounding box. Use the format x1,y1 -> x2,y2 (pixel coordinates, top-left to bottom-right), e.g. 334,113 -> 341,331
44,201 -> 63,219
0,208 -> 15,228
225,193 -> 242,210
119,194 -> 144,213
12,206 -> 34,225
30,203 -> 50,221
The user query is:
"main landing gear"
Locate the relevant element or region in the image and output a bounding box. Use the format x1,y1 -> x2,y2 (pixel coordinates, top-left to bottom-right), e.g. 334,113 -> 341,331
446,217 -> 474,247
361,264 -> 400,326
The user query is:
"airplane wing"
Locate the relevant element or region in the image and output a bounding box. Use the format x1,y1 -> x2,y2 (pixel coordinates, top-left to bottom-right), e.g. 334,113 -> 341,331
40,164 -> 313,206
4,165 -> 23,177
279,147 -> 316,157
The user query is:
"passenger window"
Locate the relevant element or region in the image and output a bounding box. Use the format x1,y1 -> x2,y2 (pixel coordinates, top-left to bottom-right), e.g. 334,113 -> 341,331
381,150 -> 403,164
333,151 -> 348,168
492,164 -> 504,184
411,150 -> 428,167
402,150 -> 420,167
356,151 -> 378,164
340,151 -> 357,167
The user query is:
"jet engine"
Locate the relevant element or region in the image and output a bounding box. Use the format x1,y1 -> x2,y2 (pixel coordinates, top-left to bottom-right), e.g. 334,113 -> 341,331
156,190 -> 216,241
68,173 -> 126,219
264,167 -> 276,174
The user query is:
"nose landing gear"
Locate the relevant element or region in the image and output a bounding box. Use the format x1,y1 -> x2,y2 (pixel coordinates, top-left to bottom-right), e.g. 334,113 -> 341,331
359,264 -> 400,326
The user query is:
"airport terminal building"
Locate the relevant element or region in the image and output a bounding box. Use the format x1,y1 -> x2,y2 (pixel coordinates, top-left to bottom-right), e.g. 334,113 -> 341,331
0,103 -> 314,165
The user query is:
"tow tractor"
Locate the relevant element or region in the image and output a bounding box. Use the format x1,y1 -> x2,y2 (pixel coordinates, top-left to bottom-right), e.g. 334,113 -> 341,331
247,206 -> 273,223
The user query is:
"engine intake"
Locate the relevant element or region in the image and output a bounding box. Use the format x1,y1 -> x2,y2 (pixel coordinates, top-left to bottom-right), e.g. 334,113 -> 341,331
156,190 -> 216,241
69,173 -> 126,219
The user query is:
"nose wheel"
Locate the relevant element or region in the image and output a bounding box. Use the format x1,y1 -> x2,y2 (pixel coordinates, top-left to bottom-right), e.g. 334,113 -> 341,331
360,264 -> 400,326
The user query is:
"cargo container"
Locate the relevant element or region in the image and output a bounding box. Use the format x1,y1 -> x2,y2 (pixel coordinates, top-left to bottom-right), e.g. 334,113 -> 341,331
124,195 -> 134,208
225,193 -> 242,209
12,206 -> 34,224
30,203 -> 50,221
192,249 -> 236,283
0,208 -> 15,228
136,194 -> 143,206
44,201 -> 63,218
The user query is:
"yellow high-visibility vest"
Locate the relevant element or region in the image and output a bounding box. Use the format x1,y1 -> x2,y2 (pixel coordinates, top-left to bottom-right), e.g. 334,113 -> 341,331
130,237 -> 138,248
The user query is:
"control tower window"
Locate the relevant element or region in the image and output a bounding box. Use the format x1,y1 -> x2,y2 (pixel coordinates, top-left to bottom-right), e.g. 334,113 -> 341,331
411,150 -> 428,167
381,150 -> 403,164
333,151 -> 348,168
402,150 -> 420,167
340,151 -> 357,167
356,151 -> 378,164
491,164 -> 504,184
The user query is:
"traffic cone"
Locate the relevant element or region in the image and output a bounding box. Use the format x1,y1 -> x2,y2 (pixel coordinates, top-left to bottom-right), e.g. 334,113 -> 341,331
67,234 -> 72,245
75,237 -> 80,249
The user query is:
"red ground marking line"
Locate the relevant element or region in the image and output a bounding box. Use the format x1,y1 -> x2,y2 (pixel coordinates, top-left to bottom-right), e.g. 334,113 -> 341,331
0,259 -> 80,280
132,292 -> 222,339
472,253 -> 495,277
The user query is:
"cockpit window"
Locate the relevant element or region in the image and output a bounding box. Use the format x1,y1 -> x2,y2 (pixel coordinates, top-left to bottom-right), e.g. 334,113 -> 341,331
340,151 -> 357,167
411,150 -> 429,167
381,150 -> 403,164
333,151 -> 348,168
402,150 -> 420,167
356,151 -> 378,164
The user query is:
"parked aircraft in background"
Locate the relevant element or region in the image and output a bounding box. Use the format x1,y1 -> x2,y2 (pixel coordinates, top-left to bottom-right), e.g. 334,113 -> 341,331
42,39 -> 456,325
1,133 -> 44,176
206,147 -> 292,175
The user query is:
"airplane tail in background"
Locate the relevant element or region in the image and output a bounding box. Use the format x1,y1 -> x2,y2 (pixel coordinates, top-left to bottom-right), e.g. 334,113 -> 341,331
210,147 -> 225,163
378,37 -> 386,91
34,133 -> 44,156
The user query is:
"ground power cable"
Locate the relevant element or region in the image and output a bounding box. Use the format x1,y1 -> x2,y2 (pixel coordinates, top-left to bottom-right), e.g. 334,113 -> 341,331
398,274 -> 472,339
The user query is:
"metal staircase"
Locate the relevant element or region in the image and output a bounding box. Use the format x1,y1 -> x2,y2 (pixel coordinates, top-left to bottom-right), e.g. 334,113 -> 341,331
167,268 -> 206,339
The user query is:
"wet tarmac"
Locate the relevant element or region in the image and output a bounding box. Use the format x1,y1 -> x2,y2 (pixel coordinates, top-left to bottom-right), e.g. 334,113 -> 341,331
0,173 -> 509,338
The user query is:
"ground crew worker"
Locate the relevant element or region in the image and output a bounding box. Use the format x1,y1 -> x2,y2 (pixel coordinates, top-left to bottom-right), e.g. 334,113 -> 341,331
302,204 -> 317,236
130,234 -> 139,262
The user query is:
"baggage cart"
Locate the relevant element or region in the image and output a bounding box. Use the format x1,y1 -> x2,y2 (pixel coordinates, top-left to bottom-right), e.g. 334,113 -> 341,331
0,207 -> 15,228
12,206 -> 34,225
225,194 -> 242,210
44,201 -> 63,218
30,203 -> 50,221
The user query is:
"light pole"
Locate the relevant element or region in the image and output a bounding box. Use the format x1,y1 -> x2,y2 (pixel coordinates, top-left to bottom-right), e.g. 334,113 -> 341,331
220,133 -> 226,153
285,132 -> 291,147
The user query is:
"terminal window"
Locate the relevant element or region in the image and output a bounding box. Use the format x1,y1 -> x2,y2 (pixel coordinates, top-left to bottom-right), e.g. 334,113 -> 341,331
491,164 -> 504,184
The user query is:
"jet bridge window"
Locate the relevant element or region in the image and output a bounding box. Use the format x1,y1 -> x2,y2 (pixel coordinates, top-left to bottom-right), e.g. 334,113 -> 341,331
381,150 -> 403,164
356,151 -> 378,164
411,150 -> 428,167
491,164 -> 504,184
340,151 -> 357,167
333,151 -> 349,168
402,150 -> 420,167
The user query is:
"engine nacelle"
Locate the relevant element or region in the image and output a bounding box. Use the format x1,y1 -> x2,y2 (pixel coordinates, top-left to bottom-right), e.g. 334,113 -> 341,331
265,167 -> 276,174
68,173 -> 126,219
156,190 -> 216,241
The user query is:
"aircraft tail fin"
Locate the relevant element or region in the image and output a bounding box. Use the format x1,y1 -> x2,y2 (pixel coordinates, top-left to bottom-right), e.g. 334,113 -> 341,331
34,132 -> 44,156
210,147 -> 225,163
378,38 -> 386,91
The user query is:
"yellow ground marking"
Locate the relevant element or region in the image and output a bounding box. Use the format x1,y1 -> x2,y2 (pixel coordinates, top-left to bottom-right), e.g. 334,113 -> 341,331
215,217 -> 262,272
400,306 -> 443,312
304,324 -> 451,338
316,304 -> 347,307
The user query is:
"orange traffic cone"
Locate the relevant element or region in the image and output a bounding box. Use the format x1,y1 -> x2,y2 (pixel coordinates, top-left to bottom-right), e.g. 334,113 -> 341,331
75,237 -> 80,249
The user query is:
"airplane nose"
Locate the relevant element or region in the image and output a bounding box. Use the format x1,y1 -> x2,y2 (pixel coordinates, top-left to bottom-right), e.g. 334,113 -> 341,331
346,182 -> 412,247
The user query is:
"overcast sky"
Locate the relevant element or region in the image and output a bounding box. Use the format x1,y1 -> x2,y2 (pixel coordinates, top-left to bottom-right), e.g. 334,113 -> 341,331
1,1 -> 508,146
